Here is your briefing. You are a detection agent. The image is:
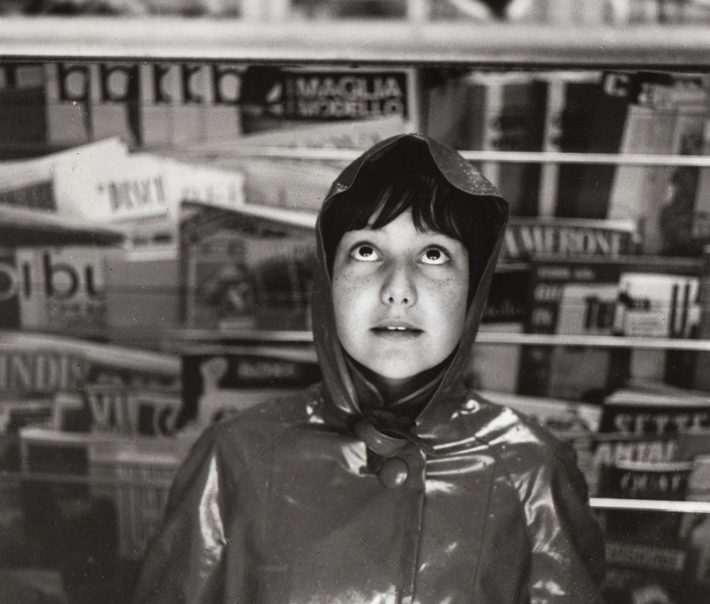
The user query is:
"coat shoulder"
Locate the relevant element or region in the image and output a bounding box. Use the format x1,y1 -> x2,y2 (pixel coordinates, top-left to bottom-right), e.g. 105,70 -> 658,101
186,383 -> 325,468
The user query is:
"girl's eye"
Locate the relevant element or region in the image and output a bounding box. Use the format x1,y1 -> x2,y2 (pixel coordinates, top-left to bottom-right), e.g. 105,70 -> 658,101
351,244 -> 380,262
420,247 -> 450,265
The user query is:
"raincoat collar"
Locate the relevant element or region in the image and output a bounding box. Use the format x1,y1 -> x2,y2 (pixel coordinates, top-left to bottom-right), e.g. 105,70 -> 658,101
311,133 -> 509,446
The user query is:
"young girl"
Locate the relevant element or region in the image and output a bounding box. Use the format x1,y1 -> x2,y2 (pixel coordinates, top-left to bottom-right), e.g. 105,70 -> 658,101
133,133 -> 605,603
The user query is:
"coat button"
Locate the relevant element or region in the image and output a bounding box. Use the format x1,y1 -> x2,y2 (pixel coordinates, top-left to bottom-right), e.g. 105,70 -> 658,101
378,457 -> 409,488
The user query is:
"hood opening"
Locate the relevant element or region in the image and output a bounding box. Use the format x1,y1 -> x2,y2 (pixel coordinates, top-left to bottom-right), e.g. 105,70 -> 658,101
320,140 -> 501,301
311,134 -> 509,435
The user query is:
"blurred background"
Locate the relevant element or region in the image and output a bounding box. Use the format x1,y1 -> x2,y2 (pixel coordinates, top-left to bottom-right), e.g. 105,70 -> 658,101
3,2 -> 710,603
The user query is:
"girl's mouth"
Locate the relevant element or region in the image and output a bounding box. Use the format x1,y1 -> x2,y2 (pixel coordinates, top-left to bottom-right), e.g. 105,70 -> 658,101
370,325 -> 423,339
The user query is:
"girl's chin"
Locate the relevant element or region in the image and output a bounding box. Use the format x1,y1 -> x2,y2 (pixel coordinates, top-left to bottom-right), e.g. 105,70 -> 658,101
364,364 -> 436,386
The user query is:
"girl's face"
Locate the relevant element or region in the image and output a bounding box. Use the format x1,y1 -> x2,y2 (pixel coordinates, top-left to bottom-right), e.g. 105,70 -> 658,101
332,208 -> 469,388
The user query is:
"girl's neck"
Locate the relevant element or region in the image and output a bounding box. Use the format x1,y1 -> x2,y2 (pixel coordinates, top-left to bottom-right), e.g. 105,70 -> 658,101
350,358 -> 446,406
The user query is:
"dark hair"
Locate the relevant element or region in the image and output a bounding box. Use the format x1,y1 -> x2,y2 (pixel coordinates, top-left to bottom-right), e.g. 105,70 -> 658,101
321,152 -> 497,289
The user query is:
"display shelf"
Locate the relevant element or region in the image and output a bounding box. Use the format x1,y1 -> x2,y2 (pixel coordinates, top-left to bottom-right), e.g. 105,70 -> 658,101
476,333 -> 710,352
0,206 -> 125,246
4,465 -> 710,514
168,328 -> 710,352
590,497 -> 710,514
0,470 -> 174,490
214,146 -> 710,168
3,470 -> 710,515
0,330 -> 180,374
1,17 -> 710,67
17,324 -> 710,354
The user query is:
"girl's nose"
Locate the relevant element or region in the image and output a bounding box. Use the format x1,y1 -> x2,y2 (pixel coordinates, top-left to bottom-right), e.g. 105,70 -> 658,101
380,261 -> 416,307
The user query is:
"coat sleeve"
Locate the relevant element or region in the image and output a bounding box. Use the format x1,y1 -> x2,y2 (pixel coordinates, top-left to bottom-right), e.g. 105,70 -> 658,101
131,427 -> 233,604
524,437 -> 606,604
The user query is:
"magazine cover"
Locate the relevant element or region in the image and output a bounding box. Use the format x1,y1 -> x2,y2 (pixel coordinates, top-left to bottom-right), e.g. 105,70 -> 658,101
51,152 -> 246,247
463,71 -> 547,216
517,255 -> 702,399
180,201 -> 316,331
0,63 -> 46,147
597,458 -> 700,604
0,331 -> 180,436
240,65 -> 421,133
181,344 -> 321,425
14,245 -> 110,333
0,137 -> 128,215
500,216 -> 638,263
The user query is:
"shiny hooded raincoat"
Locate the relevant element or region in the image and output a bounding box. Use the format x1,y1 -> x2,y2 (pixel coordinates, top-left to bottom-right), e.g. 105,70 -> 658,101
133,134 -> 605,604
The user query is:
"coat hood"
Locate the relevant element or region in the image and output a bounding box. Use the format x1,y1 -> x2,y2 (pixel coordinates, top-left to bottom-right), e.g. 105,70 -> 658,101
311,133 -> 508,445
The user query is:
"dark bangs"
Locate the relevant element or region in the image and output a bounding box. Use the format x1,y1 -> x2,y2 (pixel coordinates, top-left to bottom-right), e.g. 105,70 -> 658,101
361,171 -> 469,241
322,161 -> 495,284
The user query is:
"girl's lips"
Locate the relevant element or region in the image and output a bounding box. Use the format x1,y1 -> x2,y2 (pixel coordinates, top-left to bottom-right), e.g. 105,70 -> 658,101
370,326 -> 423,339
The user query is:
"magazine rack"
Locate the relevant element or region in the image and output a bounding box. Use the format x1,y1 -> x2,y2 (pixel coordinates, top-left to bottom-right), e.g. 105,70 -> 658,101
2,14 -> 710,602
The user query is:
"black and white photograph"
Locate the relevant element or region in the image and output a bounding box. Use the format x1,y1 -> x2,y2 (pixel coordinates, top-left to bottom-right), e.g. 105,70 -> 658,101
2,1 -> 710,602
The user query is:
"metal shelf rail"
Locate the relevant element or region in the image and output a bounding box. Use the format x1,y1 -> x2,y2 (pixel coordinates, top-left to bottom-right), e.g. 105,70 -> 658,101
1,17 -> 710,67
206,147 -> 710,169
168,328 -> 710,352
3,469 -> 710,515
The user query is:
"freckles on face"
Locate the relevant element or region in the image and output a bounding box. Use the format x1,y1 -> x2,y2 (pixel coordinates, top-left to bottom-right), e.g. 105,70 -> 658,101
331,209 -> 470,384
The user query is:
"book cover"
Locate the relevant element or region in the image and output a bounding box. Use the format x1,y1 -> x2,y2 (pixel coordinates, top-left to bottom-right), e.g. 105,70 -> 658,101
203,63 -> 243,142
43,62 -> 92,146
17,428 -> 195,599
470,322 -> 524,393
181,344 -> 321,425
422,68 -> 471,150
88,62 -> 141,146
0,63 -> 47,146
235,158 -> 342,212
657,102 -> 707,256
517,256 -> 625,399
14,246 -> 110,333
170,116 -> 410,213
608,76 -> 708,254
0,206 -> 124,247
0,332 -> 180,436
170,63 -> 208,145
51,152 -> 246,246
597,458 -> 696,604
240,65 -> 421,134
138,63 -> 175,147
572,71 -> 633,220
590,432 -> 679,497
595,387 -> 704,603
141,62 -> 244,145
51,152 -> 172,227
500,216 -> 638,263
464,71 -> 547,216
517,255 -> 701,399
694,245 -> 710,390
614,272 -> 699,338
17,427 -> 119,602
0,137 -> 128,214
613,270 -> 701,386
174,114 -> 409,167
550,74 -> 606,218
87,432 -> 196,560
534,71 -> 601,217
600,388 -> 710,436
572,70 -> 701,221
690,120 -> 710,248
180,202 -> 316,332
483,264 -> 531,324
104,246 -> 180,347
